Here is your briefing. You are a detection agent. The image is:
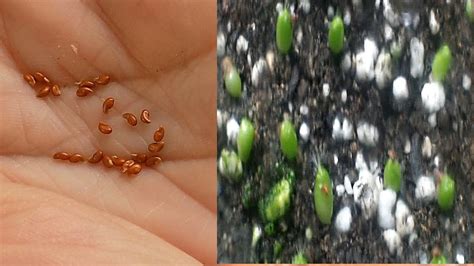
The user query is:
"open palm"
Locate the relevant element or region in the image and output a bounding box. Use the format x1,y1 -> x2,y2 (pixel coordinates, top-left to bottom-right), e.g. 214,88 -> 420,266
0,0 -> 216,264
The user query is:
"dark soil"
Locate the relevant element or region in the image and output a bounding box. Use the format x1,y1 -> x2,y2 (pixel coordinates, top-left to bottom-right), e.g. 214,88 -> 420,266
217,0 -> 473,263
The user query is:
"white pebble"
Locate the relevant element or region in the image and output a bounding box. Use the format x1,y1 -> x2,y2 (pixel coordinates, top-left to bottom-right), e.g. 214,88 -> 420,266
409,233 -> 418,247
393,76 -> 409,101
336,184 -> 345,196
251,58 -> 267,87
428,113 -> 437,128
410,37 -> 424,78
323,83 -> 330,97
429,10 -> 440,35
251,224 -> 262,248
299,0 -> 311,14
415,176 -> 436,202
334,154 -> 339,165
341,53 -> 352,73
300,104 -> 309,115
217,32 -> 226,57
299,122 -> 310,142
421,82 -> 445,113
217,109 -> 224,129
343,9 -> 351,25
357,122 -> 379,146
404,139 -> 411,154
422,136 -> 432,159
383,0 -> 400,27
276,2 -> 283,14
355,151 -> 368,171
266,50 -> 275,73
236,35 -> 248,54
462,74 -> 471,91
335,207 -> 352,233
434,155 -> 440,168
456,253 -> 465,264
378,189 -> 397,229
226,118 -> 240,145
395,199 -> 415,237
364,38 -> 379,59
375,51 -> 392,89
383,229 -> 402,255
344,175 -> 353,195
332,117 -> 353,140
327,6 -> 334,19
341,89 -> 347,103
384,24 -> 394,41
355,51 -> 375,82
354,169 -> 382,220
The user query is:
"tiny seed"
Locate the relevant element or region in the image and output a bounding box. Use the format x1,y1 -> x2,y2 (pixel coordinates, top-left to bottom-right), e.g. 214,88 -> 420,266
145,156 -> 162,167
76,86 -> 94,97
102,155 -> 114,168
153,126 -> 165,142
122,113 -> 137,126
103,97 -> 114,113
36,86 -> 50,97
148,141 -> 164,153
111,155 -> 125,166
79,80 -> 95,88
98,122 -> 112,134
136,153 -> 147,163
53,152 -> 70,160
34,72 -> 50,84
140,109 -> 151,123
51,84 -> 61,96
121,159 -> 135,173
94,74 -> 110,85
69,153 -> 84,163
126,163 -> 142,175
88,150 -> 103,163
23,74 -> 36,87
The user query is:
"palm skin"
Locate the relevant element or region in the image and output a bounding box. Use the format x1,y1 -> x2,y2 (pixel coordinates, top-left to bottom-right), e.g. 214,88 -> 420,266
0,0 -> 216,264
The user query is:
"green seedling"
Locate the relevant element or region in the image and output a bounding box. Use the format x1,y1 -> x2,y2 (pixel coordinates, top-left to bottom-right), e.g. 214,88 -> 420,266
273,241 -> 283,258
276,8 -> 293,54
242,181 -> 254,209
222,57 -> 242,98
437,173 -> 455,211
384,151 -> 401,192
237,118 -> 254,162
432,44 -> 452,82
314,165 -> 333,225
279,119 -> 298,160
259,166 -> 295,222
218,148 -> 243,182
328,15 -> 344,54
467,0 -> 473,22
292,251 -> 308,264
264,223 -> 275,236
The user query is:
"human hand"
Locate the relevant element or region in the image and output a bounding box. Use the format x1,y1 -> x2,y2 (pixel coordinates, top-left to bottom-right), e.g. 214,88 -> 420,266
0,0 -> 216,264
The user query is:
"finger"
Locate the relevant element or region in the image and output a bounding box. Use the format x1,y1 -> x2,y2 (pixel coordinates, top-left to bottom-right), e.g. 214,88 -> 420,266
0,178 -> 201,265
0,156 -> 216,263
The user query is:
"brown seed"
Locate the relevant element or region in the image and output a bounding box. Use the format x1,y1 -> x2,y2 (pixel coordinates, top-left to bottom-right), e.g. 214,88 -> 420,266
102,155 -> 114,168
121,159 -> 135,173
94,74 -> 110,85
111,155 -> 125,166
122,113 -> 137,126
79,80 -> 95,88
153,126 -> 165,142
126,163 -> 142,175
69,153 -> 84,163
23,74 -> 36,87
102,97 -> 114,114
135,153 -> 147,163
36,86 -> 50,97
33,72 -> 50,84
53,152 -> 70,160
140,109 -> 151,123
148,141 -> 164,153
145,156 -> 162,167
76,86 -> 93,97
51,84 -> 61,96
88,150 -> 103,163
98,122 -> 112,134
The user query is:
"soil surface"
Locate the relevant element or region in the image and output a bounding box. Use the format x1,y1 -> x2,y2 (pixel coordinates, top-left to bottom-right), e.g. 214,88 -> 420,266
217,0 -> 473,263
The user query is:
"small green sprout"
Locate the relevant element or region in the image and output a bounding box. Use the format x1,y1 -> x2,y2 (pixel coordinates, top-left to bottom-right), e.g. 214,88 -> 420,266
430,247 -> 447,264
432,44 -> 452,82
259,167 -> 295,222
467,0 -> 473,22
264,223 -> 275,236
314,165 -> 333,225
328,15 -> 344,54
222,57 -> 242,98
242,181 -> 254,209
276,8 -> 293,54
437,173 -> 455,211
384,150 -> 401,192
273,241 -> 283,258
218,148 -> 243,182
237,118 -> 254,162
279,119 -> 298,160
292,251 -> 308,264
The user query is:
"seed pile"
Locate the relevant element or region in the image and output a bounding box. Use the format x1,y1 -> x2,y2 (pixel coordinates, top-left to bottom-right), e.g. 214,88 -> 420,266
24,72 -> 165,176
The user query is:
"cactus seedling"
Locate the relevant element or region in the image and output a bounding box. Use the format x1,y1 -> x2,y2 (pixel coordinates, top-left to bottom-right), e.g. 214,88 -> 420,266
259,166 -> 295,223
237,118 -> 254,162
279,119 -> 298,160
222,57 -> 242,98
292,251 -> 308,264
328,15 -> 344,54
314,165 -> 333,225
276,8 -> 293,54
437,173 -> 455,211
218,148 -> 243,182
432,44 -> 452,82
384,150 -> 402,192
430,246 -> 447,264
